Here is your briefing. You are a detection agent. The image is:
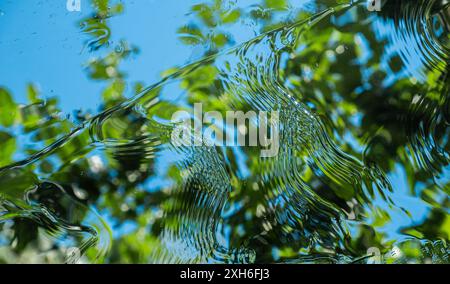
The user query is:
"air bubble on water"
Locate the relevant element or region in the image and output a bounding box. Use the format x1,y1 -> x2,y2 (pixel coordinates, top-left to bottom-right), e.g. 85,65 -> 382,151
336,45 -> 345,54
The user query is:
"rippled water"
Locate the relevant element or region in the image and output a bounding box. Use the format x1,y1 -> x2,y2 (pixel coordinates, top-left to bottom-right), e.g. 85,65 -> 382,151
0,0 -> 449,263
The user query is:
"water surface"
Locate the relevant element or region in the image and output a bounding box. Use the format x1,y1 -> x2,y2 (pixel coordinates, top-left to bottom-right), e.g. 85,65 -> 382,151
0,0 -> 449,263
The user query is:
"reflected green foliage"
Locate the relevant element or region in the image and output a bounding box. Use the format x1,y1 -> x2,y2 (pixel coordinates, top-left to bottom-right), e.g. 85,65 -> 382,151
0,0 -> 449,263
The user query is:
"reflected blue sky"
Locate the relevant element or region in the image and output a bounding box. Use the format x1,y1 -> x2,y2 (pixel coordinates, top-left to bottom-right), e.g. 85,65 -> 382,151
0,0 -> 315,114
0,0 -> 198,113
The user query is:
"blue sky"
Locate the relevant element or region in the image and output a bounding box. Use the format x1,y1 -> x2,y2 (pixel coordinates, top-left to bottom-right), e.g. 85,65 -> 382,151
0,0 -> 314,113
0,0 -> 200,113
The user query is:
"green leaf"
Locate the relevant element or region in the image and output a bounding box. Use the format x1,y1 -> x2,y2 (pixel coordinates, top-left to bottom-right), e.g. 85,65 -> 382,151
265,0 -> 288,10
0,88 -> 18,127
177,26 -> 204,45
221,9 -> 241,24
0,131 -> 16,166
27,84 -> 40,103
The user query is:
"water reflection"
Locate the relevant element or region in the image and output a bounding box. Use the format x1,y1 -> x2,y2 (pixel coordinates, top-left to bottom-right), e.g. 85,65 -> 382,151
0,0 -> 449,263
